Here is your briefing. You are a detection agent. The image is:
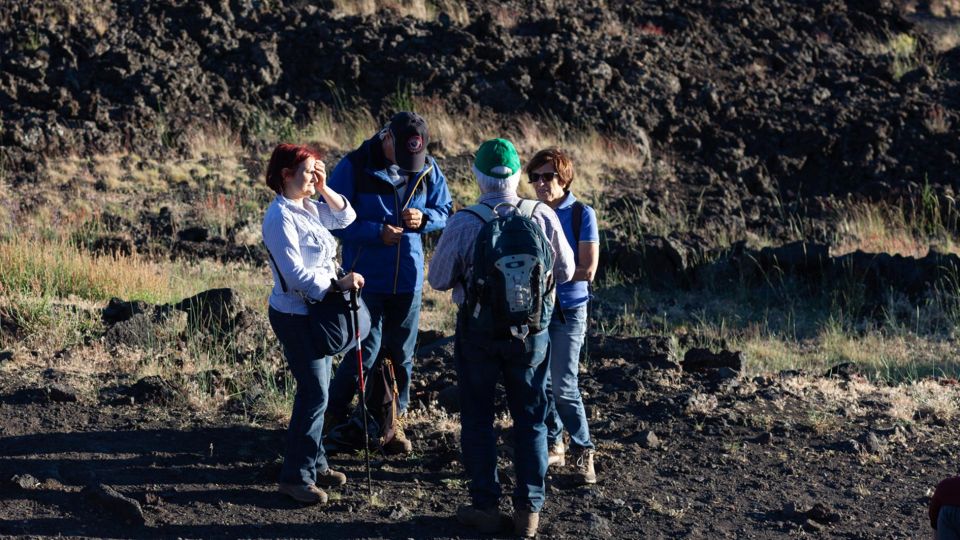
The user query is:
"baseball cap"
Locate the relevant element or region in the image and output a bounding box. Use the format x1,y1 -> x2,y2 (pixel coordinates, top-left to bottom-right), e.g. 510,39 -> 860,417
388,111 -> 429,172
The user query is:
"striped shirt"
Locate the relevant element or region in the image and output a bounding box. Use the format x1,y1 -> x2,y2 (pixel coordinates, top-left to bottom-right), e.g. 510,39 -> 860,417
428,190 -> 575,304
262,194 -> 356,315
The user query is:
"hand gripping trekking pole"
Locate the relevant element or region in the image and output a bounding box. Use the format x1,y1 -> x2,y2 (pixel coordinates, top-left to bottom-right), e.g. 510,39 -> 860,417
350,287 -> 373,498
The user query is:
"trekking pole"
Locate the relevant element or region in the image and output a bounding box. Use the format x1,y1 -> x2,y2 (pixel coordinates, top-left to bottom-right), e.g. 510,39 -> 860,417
350,287 -> 373,498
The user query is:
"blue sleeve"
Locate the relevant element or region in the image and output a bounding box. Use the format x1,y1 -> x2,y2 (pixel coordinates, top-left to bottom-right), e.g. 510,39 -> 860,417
581,206 -> 599,242
419,164 -> 452,234
327,157 -> 384,245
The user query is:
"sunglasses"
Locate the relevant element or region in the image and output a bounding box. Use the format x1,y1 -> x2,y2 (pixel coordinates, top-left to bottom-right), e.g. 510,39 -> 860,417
527,172 -> 560,184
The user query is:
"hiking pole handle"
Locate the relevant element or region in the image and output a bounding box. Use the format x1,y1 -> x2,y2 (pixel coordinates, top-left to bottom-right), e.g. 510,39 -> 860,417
350,286 -> 361,311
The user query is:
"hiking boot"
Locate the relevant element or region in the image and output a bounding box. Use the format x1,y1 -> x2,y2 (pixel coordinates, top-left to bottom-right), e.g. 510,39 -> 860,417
572,447 -> 597,485
547,439 -> 565,467
513,510 -> 540,538
278,482 -> 328,504
382,419 -> 413,455
457,504 -> 506,534
315,468 -> 347,488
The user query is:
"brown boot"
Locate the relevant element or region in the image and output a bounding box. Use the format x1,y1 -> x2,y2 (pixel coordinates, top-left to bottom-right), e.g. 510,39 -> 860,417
547,439 -> 565,467
457,505 -> 507,534
315,468 -> 347,488
278,482 -> 328,504
513,510 -> 540,538
382,418 -> 413,455
572,447 -> 597,485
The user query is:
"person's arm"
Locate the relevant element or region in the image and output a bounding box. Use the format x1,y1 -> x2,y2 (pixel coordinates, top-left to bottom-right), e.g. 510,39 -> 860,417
539,208 -> 574,284
314,163 -> 356,230
572,242 -> 599,282
263,211 -> 330,300
418,163 -> 453,234
571,205 -> 599,282
427,215 -> 466,292
315,191 -> 356,230
326,158 -> 385,244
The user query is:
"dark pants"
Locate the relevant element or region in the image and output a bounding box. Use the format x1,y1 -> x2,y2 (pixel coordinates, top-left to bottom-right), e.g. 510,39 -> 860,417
941,505 -> 960,540
327,291 -> 421,419
269,307 -> 332,486
455,314 -> 550,513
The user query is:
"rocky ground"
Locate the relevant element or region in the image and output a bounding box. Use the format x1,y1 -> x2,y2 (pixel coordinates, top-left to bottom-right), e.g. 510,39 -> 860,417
2,329 -> 958,539
3,1 -> 960,538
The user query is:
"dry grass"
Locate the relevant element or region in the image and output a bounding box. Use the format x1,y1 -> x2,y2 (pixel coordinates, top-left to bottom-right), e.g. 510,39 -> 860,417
0,236 -> 174,303
405,404 -> 460,436
50,148 -> 250,195
646,496 -> 689,520
858,31 -> 940,80
831,199 -> 960,257
716,323 -> 960,381
777,374 -> 960,429
301,105 -> 380,152
419,267 -> 459,336
10,1 -> 115,37
329,0 -> 471,25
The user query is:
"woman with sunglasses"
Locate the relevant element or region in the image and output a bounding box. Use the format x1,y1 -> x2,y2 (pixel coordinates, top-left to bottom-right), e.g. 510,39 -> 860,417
525,148 -> 599,485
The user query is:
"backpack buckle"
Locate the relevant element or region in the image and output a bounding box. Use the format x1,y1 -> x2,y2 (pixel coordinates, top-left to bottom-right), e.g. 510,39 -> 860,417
510,324 -> 529,340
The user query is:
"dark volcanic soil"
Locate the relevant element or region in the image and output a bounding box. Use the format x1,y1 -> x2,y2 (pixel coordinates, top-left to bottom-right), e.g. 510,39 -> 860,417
1,337 -> 957,539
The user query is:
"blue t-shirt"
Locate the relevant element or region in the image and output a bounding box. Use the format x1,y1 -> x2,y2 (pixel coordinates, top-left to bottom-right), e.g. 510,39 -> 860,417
553,192 -> 598,309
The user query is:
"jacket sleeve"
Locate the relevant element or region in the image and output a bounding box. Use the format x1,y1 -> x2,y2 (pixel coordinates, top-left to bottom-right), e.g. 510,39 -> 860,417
327,157 -> 384,245
418,163 -> 453,234
263,211 -> 329,300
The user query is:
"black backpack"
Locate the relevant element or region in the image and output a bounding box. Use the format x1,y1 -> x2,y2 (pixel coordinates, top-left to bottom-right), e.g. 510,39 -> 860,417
461,200 -> 556,340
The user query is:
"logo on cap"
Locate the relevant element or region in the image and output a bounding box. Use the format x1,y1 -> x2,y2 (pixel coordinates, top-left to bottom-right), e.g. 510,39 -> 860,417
407,135 -> 424,154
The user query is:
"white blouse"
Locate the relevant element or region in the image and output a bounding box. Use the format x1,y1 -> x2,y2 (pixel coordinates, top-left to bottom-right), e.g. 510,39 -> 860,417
262,194 -> 356,315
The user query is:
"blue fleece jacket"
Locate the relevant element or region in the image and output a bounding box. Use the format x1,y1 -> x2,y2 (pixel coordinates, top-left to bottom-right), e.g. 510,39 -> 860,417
328,136 -> 452,294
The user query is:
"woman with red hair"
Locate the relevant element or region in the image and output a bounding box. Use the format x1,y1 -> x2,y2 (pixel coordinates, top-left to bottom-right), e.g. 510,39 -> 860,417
261,143 -> 363,504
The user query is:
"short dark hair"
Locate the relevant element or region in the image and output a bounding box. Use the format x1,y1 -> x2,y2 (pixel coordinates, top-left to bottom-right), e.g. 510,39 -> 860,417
265,143 -> 321,194
525,148 -> 574,189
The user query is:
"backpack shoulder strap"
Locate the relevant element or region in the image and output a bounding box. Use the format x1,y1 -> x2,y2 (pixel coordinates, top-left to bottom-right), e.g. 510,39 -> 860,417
265,247 -> 289,293
461,203 -> 497,224
516,199 -> 540,218
571,201 -> 585,244
571,200 -> 585,264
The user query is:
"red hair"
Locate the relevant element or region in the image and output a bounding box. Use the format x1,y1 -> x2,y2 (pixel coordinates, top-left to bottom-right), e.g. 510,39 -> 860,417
265,143 -> 321,194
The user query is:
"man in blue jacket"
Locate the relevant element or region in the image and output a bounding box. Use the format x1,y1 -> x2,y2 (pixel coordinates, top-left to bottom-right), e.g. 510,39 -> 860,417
325,112 -> 452,454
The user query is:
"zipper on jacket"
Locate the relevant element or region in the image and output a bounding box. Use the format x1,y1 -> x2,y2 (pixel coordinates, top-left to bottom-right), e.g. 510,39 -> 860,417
393,187 -> 401,294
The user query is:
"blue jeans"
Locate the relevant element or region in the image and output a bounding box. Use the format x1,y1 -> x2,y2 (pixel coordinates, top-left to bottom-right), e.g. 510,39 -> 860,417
940,505 -> 960,540
455,314 -> 550,513
327,291 -> 421,419
545,304 -> 594,450
269,307 -> 333,486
